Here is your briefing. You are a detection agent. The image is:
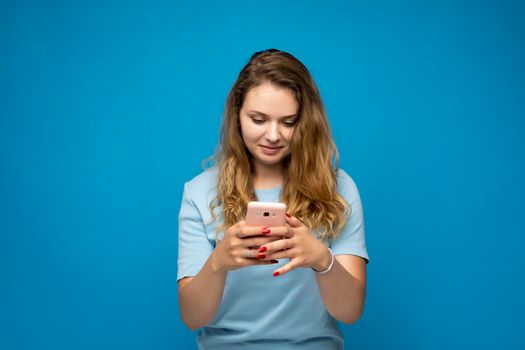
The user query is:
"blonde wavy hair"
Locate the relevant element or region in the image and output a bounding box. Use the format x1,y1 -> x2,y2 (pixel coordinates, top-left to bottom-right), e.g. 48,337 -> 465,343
209,49 -> 350,242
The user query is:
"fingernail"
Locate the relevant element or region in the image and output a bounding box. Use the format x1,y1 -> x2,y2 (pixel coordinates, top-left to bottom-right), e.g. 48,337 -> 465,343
262,227 -> 271,234
256,254 -> 266,259
285,213 -> 291,218
258,246 -> 267,253
273,271 -> 280,277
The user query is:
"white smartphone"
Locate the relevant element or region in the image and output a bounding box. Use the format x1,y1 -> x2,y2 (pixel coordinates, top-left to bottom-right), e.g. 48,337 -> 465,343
245,201 -> 287,227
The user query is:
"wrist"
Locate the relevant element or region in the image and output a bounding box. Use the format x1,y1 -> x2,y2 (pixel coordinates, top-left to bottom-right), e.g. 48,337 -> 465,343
209,248 -> 227,274
312,246 -> 334,273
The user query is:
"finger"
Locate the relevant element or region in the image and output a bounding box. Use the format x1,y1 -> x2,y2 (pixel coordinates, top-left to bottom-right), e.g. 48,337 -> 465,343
262,225 -> 292,238
226,221 -> 245,237
242,257 -> 279,266
272,259 -> 300,277
257,238 -> 293,254
261,248 -> 296,261
285,214 -> 303,228
237,226 -> 275,238
242,246 -> 283,260
242,235 -> 282,248
241,247 -> 259,259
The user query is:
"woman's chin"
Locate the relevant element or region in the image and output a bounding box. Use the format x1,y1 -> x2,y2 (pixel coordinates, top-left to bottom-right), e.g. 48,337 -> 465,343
254,155 -> 285,167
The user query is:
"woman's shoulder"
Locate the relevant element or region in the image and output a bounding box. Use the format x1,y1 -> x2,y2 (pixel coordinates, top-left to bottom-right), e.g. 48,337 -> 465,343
336,167 -> 357,187
186,166 -> 218,187
184,166 -> 218,202
336,168 -> 360,201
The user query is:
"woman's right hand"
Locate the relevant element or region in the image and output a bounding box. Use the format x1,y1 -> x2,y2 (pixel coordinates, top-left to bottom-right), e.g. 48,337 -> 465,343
210,220 -> 286,272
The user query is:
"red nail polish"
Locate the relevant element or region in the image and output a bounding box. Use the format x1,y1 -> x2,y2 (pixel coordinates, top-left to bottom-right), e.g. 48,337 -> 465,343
256,254 -> 266,259
273,271 -> 280,277
262,227 -> 271,234
285,213 -> 291,218
258,246 -> 267,253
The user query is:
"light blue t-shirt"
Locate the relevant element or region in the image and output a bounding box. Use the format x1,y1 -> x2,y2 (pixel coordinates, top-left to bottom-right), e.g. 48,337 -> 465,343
177,167 -> 369,350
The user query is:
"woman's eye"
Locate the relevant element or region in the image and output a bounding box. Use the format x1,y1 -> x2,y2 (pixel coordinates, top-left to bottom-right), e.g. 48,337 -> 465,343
283,120 -> 297,127
251,118 -> 265,124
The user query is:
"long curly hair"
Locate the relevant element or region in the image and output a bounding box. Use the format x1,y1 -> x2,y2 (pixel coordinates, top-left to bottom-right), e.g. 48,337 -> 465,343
209,48 -> 349,242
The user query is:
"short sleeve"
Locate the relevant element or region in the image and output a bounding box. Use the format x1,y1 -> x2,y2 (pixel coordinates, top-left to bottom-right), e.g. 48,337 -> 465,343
177,182 -> 214,281
330,170 -> 369,263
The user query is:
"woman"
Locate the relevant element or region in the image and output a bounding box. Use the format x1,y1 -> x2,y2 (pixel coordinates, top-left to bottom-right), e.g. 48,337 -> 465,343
177,49 -> 369,350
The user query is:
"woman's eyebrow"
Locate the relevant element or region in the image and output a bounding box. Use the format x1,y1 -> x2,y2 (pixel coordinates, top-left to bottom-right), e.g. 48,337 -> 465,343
247,110 -> 297,119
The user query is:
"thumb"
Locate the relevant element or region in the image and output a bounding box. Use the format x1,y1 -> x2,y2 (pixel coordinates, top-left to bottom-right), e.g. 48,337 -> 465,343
285,213 -> 302,228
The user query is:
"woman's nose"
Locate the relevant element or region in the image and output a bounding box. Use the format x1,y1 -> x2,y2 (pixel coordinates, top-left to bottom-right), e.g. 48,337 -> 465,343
265,123 -> 280,142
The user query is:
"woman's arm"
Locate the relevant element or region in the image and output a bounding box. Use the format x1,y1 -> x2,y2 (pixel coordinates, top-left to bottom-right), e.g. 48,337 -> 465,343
314,250 -> 367,324
178,250 -> 228,330
256,215 -> 367,324
178,222 -> 280,330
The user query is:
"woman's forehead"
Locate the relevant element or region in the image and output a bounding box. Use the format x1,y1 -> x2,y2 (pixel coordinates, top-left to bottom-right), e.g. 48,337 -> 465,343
243,83 -> 298,117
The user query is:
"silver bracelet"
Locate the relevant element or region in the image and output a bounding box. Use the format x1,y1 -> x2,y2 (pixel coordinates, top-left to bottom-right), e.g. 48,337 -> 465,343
312,248 -> 335,274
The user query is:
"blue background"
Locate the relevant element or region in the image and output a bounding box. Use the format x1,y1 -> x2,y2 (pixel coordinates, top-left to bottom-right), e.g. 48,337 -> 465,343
1,1 -> 524,349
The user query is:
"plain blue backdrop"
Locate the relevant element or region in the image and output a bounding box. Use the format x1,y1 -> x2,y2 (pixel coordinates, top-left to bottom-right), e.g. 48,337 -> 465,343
1,1 -> 524,349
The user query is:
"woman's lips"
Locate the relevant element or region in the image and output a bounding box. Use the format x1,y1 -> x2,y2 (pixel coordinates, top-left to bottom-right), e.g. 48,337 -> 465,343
260,145 -> 283,155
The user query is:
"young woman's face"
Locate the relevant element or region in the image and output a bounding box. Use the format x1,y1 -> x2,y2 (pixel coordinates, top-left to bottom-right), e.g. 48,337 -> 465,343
239,81 -> 299,170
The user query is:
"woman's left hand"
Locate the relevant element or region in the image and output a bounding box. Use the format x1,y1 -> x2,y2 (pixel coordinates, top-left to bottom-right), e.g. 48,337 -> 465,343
257,214 -> 333,277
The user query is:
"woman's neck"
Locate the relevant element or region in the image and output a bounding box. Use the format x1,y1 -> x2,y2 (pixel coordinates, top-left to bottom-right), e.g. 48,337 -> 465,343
253,163 -> 284,190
